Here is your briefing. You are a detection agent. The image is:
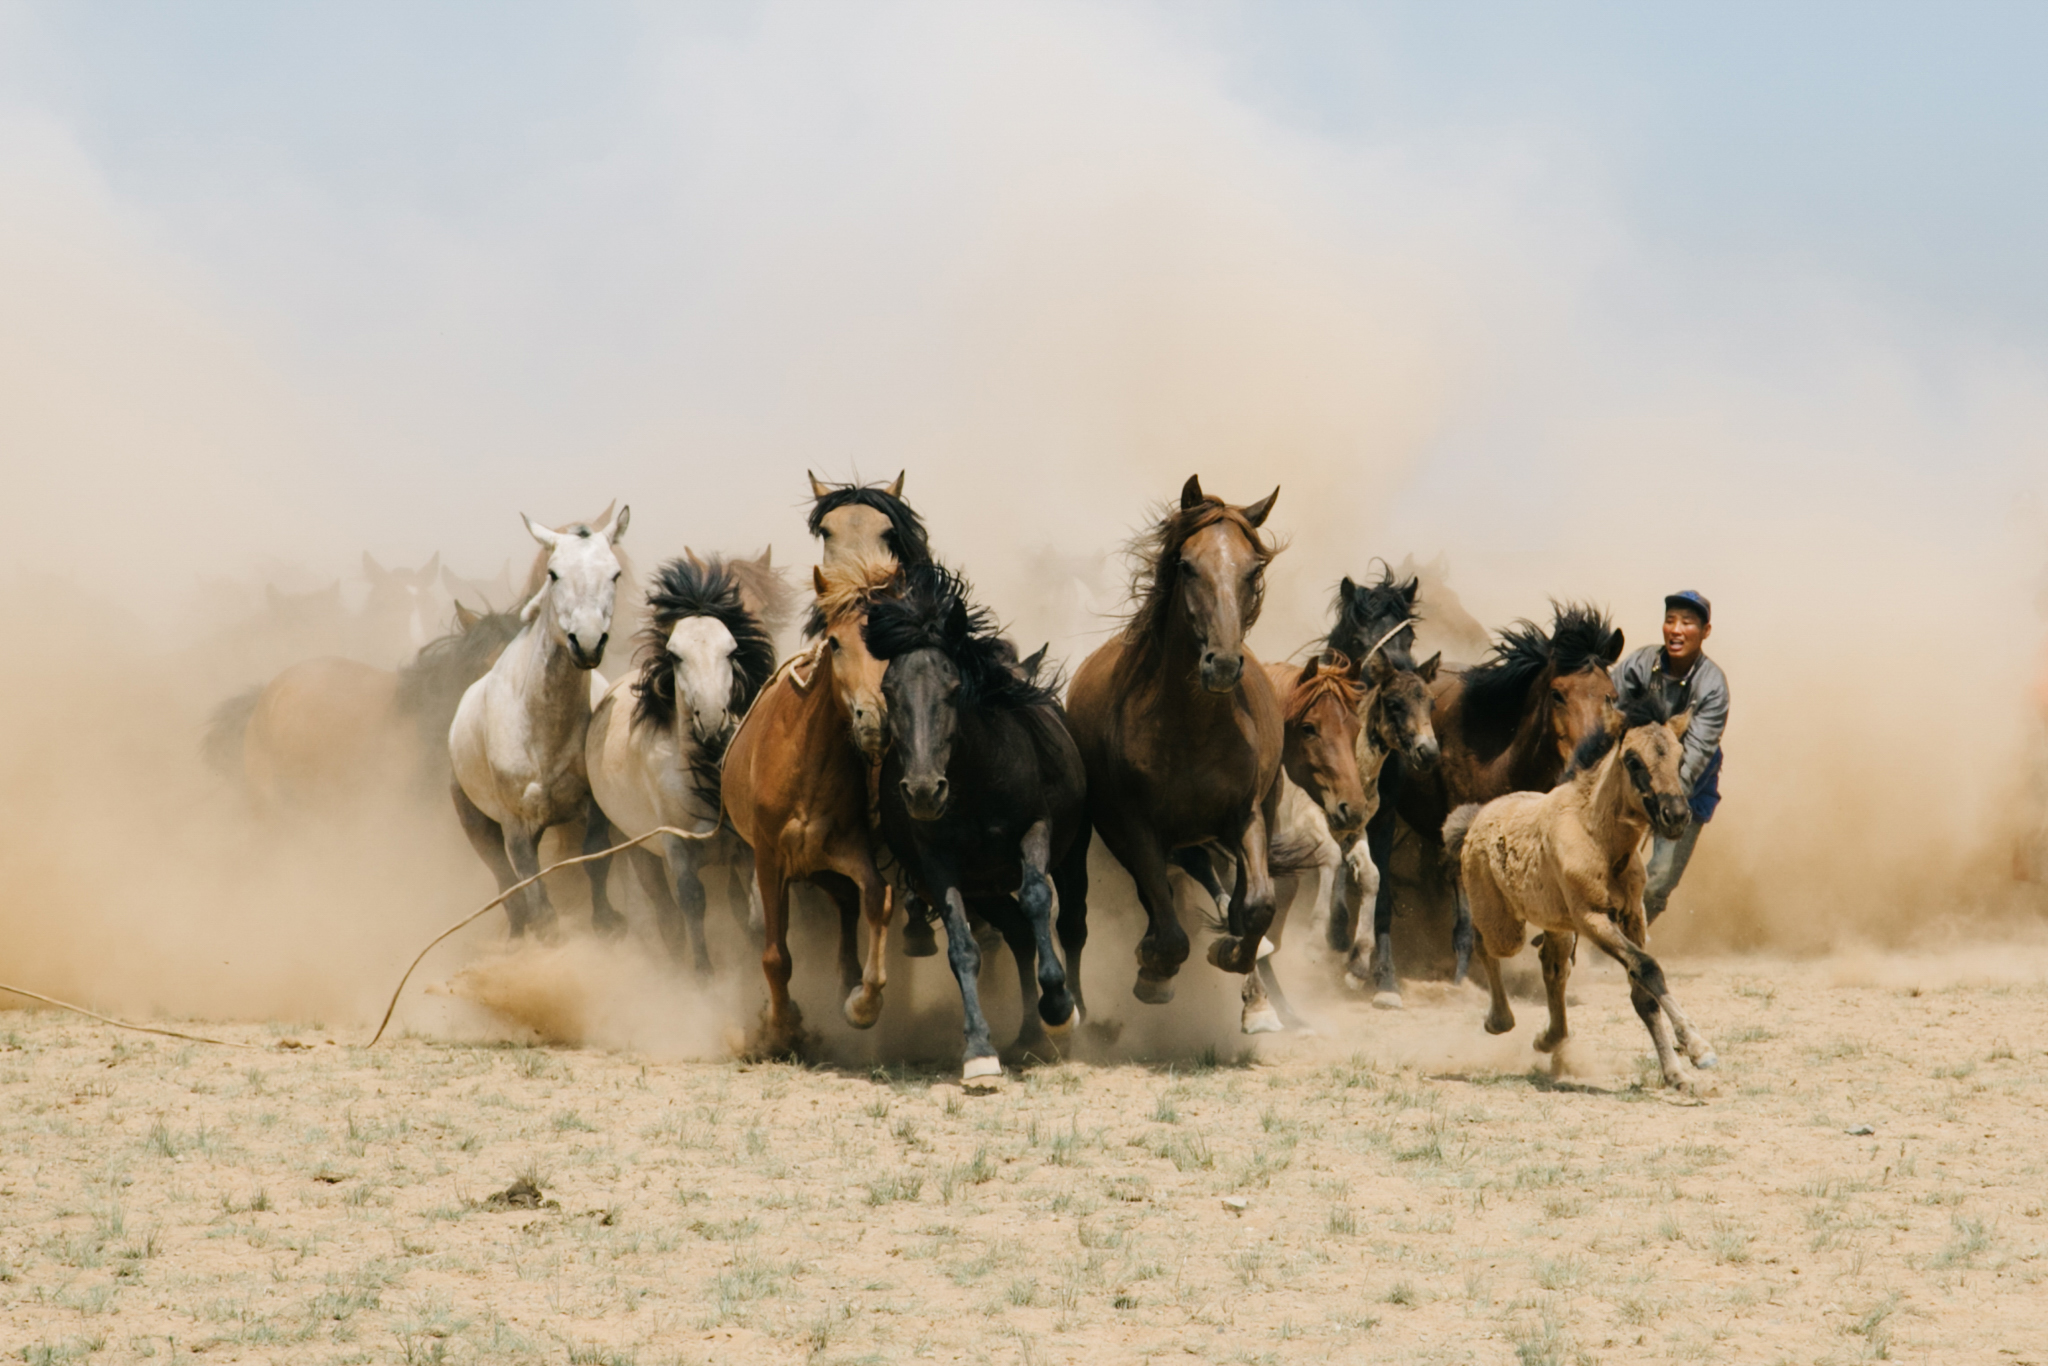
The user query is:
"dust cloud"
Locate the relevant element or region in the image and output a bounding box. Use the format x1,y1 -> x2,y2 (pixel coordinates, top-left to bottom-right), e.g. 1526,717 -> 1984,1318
1,4 -> 2045,1052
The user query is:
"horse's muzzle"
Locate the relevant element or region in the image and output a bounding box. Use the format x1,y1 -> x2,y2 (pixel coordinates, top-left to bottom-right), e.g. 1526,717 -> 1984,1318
568,633 -> 608,669
901,776 -> 950,822
1198,651 -> 1244,693
1651,797 -> 1691,842
1407,737 -> 1441,772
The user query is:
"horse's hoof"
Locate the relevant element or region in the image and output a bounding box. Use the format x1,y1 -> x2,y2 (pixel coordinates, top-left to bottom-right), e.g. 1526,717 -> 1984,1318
1482,1012 -> 1512,1035
1693,1051 -> 1719,1070
1533,1030 -> 1565,1054
1256,936 -> 1277,961
843,989 -> 884,1030
1045,1004 -> 1080,1036
1132,975 -> 1175,1006
593,913 -> 627,941
901,922 -> 939,958
962,1055 -> 1004,1091
1373,991 -> 1405,1011
1242,1006 -> 1284,1036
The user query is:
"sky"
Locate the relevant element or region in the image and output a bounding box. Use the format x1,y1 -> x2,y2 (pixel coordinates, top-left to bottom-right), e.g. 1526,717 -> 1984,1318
1,0 -> 2044,607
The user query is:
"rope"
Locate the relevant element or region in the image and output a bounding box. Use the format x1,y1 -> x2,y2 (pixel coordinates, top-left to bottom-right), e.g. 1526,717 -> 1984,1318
0,984 -> 259,1050
366,823 -> 719,1047
1358,615 -> 1419,666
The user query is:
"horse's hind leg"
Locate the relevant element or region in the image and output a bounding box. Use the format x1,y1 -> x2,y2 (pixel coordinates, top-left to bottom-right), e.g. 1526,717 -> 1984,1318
986,900 -> 1054,1066
629,847 -> 685,961
580,797 -> 626,939
1249,877 -> 1303,1033
1450,881 -> 1475,986
1478,944 -> 1515,1036
1018,821 -> 1077,1037
1532,931 -> 1575,1054
1051,828 -> 1094,1029
822,860 -> 890,1030
660,835 -> 715,978
1359,807 -> 1403,1008
1100,827 -> 1189,1004
451,785 -> 523,932
1577,912 -> 1715,1086
726,839 -> 766,950
502,826 -> 558,939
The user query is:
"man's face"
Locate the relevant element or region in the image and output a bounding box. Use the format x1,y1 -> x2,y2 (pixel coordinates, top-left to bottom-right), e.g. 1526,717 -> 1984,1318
1663,608 -> 1709,665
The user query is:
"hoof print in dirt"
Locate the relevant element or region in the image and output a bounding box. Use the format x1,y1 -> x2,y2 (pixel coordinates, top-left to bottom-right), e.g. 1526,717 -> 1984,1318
483,1176 -> 560,1212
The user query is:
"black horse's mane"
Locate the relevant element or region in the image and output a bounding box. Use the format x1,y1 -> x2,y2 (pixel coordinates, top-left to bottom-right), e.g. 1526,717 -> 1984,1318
1564,687 -> 1677,779
865,562 -> 1060,711
806,482 -> 931,565
394,607 -> 524,757
1325,562 -> 1420,670
1459,601 -> 1616,738
632,556 -> 778,739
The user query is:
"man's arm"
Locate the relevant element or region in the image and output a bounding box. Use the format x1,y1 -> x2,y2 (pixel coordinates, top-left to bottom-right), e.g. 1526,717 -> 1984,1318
1679,663 -> 1728,791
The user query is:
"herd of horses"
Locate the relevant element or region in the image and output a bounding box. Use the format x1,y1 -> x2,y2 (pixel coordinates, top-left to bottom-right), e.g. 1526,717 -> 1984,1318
207,473 -> 1716,1088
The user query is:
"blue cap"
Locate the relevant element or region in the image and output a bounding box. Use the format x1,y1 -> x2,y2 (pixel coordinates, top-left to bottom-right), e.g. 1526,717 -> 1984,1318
1663,590 -> 1711,624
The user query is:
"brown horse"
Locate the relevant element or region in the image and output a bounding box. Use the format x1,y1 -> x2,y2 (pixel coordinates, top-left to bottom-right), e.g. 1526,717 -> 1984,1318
1364,603 -> 1623,1005
1067,476 -> 1285,1031
1446,691 -> 1717,1088
719,553 -> 899,1055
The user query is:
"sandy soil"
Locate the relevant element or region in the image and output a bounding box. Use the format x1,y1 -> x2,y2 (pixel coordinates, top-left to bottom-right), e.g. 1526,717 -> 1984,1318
6,939 -> 2048,1366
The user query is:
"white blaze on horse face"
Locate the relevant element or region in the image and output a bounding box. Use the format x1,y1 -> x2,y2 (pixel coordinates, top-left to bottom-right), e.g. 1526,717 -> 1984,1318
524,509 -> 628,670
668,615 -> 740,743
818,504 -> 893,567
1180,519 -> 1259,690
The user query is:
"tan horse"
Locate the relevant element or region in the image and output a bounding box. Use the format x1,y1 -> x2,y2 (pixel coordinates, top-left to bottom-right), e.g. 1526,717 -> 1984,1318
1068,476 -> 1286,1032
719,553 -> 899,1055
210,604 -> 517,809
1445,696 -> 1718,1088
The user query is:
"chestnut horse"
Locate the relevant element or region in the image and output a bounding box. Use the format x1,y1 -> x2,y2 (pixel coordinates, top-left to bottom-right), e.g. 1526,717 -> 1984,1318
719,553 -> 899,1055
1067,476 -> 1285,1033
1364,602 -> 1623,1006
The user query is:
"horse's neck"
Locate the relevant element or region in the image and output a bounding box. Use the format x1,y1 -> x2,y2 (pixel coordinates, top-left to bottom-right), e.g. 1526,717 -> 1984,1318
1501,674 -> 1561,788
1583,751 -> 1647,861
1356,690 -> 1391,787
506,608 -> 590,747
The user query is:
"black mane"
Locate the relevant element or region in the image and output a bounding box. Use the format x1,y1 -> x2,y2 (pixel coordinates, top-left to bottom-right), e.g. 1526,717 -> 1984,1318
633,556 -> 778,739
1459,601 -> 1617,744
1326,562 -> 1420,671
394,607 -> 524,764
865,562 -> 1060,711
806,481 -> 931,565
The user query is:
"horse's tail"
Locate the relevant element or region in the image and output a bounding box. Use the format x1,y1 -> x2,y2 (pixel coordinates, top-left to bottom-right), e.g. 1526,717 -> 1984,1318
202,686 -> 262,783
1441,803 -> 1483,881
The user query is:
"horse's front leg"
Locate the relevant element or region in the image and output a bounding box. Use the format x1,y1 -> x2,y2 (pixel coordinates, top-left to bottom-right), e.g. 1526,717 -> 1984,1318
725,836 -> 766,949
452,785 -> 522,933
1574,908 -> 1715,1086
1207,803 -> 1276,978
1117,831 -> 1190,1004
502,825 -> 558,939
832,853 -> 891,1030
1360,804 -> 1403,1008
1018,820 -> 1077,1038
750,852 -> 804,1058
581,795 -> 626,938
931,882 -> 998,1084
660,833 -> 714,978
1532,930 -> 1576,1053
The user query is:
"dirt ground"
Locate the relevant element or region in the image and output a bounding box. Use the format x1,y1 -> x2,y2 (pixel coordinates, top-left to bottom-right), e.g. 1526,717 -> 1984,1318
6,936 -> 2048,1366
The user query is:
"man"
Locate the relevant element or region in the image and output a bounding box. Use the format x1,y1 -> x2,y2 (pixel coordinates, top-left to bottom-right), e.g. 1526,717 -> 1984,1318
1613,590 -> 1728,923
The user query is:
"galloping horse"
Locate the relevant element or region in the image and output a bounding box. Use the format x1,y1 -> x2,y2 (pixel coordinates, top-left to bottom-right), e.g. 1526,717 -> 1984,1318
866,563 -> 1089,1081
205,603 -> 520,809
358,552 -> 444,665
449,507 -> 630,939
1447,691 -> 1717,1088
586,555 -> 778,973
1067,476 -> 1286,1032
1363,602 -> 1621,1006
719,553 -> 900,1055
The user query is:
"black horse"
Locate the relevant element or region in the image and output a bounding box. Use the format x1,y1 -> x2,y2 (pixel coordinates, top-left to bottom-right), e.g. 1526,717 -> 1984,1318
865,563 -> 1090,1083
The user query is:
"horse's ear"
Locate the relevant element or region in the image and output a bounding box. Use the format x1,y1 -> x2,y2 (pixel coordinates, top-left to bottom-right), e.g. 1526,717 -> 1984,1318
756,546 -> 773,569
812,566 -> 829,595
440,565 -> 463,595
1295,656 -> 1321,687
417,552 -> 440,584
684,547 -> 705,571
1367,650 -> 1397,687
808,470 -> 830,499
1180,475 -> 1205,510
1324,647 -> 1355,678
363,552 -> 386,582
1670,707 -> 1693,741
885,470 -> 905,499
1242,486 -> 1280,527
589,499 -> 616,527
944,595 -> 970,642
1604,627 -> 1625,663
523,513 -> 560,548
1417,651 -> 1442,683
1340,575 -> 1357,602
605,505 -> 630,544
454,601 -> 482,630
1021,644 -> 1049,679
1603,701 -> 1626,740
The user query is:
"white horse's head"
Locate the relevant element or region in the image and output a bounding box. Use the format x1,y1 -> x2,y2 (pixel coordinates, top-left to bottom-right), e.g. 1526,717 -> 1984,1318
667,614 -> 741,744
522,507 -> 629,669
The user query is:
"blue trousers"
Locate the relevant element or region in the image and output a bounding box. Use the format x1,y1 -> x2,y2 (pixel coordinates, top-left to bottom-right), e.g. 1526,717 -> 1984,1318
1643,822 -> 1704,925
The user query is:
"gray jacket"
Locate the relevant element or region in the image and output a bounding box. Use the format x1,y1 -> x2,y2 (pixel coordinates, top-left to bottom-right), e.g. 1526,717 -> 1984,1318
1612,647 -> 1728,795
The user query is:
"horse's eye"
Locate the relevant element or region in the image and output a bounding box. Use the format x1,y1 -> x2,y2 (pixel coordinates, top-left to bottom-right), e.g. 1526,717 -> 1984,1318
611,572 -> 621,583
828,637 -> 842,652
1299,722 -> 1317,738
547,569 -> 559,583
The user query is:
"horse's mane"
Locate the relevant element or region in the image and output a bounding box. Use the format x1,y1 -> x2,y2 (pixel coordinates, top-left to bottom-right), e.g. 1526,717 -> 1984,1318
1121,496 -> 1277,648
632,556 -> 778,736
717,549 -> 800,640
815,551 -> 901,625
1563,688 -> 1676,780
394,607 -> 524,753
1459,600 -> 1616,738
1326,562 -> 1420,669
1283,653 -> 1361,724
865,562 -> 1061,711
806,481 -> 931,566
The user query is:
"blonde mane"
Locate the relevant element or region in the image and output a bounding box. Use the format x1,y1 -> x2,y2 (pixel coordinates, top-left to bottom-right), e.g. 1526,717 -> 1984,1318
814,551 -> 900,624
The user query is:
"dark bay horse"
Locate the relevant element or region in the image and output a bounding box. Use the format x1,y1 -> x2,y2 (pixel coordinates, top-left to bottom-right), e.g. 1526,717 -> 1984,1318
1067,476 -> 1285,1032
719,553 -> 899,1055
866,563 -> 1090,1082
1363,601 -> 1623,1005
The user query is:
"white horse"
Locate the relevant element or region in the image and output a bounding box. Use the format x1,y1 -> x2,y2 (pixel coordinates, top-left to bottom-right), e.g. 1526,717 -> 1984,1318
450,507 -> 629,939
586,555 -> 777,974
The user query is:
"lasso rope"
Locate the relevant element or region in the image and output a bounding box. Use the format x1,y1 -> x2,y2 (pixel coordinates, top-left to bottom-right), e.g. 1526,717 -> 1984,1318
0,983 -> 259,1049
365,823 -> 719,1047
